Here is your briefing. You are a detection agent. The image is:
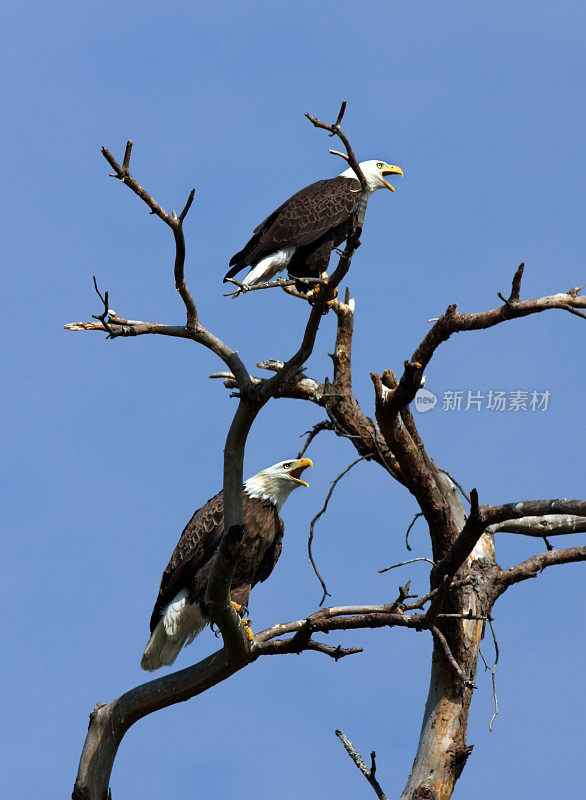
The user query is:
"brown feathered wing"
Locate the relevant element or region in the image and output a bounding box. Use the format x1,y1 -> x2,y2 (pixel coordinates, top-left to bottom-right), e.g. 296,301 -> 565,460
225,176 -> 361,281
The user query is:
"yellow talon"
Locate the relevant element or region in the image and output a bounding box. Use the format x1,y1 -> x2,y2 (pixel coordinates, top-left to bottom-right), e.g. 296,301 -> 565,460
307,279 -> 337,312
231,602 -> 254,641
241,618 -> 255,642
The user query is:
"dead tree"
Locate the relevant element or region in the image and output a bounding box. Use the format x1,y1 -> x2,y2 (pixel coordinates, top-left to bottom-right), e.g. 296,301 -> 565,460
66,103 -> 586,800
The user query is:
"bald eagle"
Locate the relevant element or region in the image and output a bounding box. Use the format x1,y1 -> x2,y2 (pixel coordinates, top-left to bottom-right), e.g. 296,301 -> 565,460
224,160 -> 403,291
141,458 -> 313,670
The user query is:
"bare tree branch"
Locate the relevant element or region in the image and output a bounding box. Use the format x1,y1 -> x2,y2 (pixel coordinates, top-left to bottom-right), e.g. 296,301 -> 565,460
72,620 -> 362,800
102,140 -> 198,326
482,499 -> 586,525
258,639 -> 363,659
387,269 -> 586,414
487,618 -> 500,732
429,489 -> 482,590
487,514 -> 586,537
305,99 -> 369,197
72,581 -> 473,800
297,420 -> 333,459
372,370 -> 450,551
404,511 -> 424,551
431,626 -> 477,689
223,275 -> 325,297
495,545 -> 586,594
438,468 -> 472,505
335,729 -> 389,800
379,557 -> 435,573
506,261 -> 524,302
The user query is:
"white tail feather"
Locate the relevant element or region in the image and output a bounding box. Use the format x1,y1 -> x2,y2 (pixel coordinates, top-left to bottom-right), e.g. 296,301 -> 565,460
242,247 -> 296,285
140,592 -> 207,671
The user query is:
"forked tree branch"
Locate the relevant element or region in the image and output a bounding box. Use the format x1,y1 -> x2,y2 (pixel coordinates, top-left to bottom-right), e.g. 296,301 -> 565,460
335,729 -> 389,800
210,260 -> 586,800
102,140 -> 198,326
386,267 -> 586,414
69,111 -> 586,800
72,107 -> 376,800
73,578 -> 473,800
306,98 -> 369,198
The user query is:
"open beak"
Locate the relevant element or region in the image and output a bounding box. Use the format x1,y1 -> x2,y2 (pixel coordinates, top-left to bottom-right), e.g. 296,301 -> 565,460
288,458 -> 313,487
381,164 -> 404,192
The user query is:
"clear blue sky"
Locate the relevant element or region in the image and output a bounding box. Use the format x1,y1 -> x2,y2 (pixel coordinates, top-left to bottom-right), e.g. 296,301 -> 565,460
1,2 -> 584,798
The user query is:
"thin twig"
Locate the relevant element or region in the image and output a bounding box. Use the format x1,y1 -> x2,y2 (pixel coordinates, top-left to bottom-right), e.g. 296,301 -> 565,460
258,638 -> 363,660
297,420 -> 333,459
308,456 -> 369,604
91,276 -> 115,338
438,469 -> 471,505
488,617 -> 500,732
431,626 -> 477,690
329,148 -> 350,162
379,557 -> 435,574
335,729 -> 388,800
101,141 -> 198,325
405,512 -> 424,551
305,99 -> 368,195
178,188 -> 195,222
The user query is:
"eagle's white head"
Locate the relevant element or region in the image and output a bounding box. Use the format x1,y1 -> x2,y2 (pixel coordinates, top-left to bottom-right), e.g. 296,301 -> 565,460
340,159 -> 403,193
244,458 -> 313,511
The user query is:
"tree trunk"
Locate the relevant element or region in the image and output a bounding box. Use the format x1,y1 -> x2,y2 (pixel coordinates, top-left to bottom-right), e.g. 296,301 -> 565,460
401,477 -> 498,799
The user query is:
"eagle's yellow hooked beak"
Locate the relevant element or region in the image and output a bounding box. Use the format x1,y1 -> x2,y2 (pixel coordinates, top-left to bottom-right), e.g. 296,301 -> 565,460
381,164 -> 404,192
287,458 -> 313,487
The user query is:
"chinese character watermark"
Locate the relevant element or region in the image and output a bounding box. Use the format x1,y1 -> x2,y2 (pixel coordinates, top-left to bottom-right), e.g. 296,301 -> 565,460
414,389 -> 551,413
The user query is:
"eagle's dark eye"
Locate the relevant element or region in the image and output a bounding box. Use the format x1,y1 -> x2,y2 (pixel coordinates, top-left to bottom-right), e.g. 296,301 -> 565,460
283,462 -> 292,469
377,162 -> 384,169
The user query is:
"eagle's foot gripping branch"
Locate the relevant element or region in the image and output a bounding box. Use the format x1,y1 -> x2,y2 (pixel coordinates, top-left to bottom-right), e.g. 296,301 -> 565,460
307,275 -> 338,311
241,619 -> 255,642
231,601 -> 254,640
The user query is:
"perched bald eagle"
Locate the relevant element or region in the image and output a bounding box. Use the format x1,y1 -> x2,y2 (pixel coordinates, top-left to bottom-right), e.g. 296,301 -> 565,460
141,458 -> 313,671
224,160 -> 403,291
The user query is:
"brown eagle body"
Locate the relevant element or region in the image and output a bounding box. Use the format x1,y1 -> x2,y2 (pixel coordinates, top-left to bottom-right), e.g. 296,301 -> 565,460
148,490 -> 284,635
225,176 -> 362,287
223,160 -> 403,291
141,458 -> 312,671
